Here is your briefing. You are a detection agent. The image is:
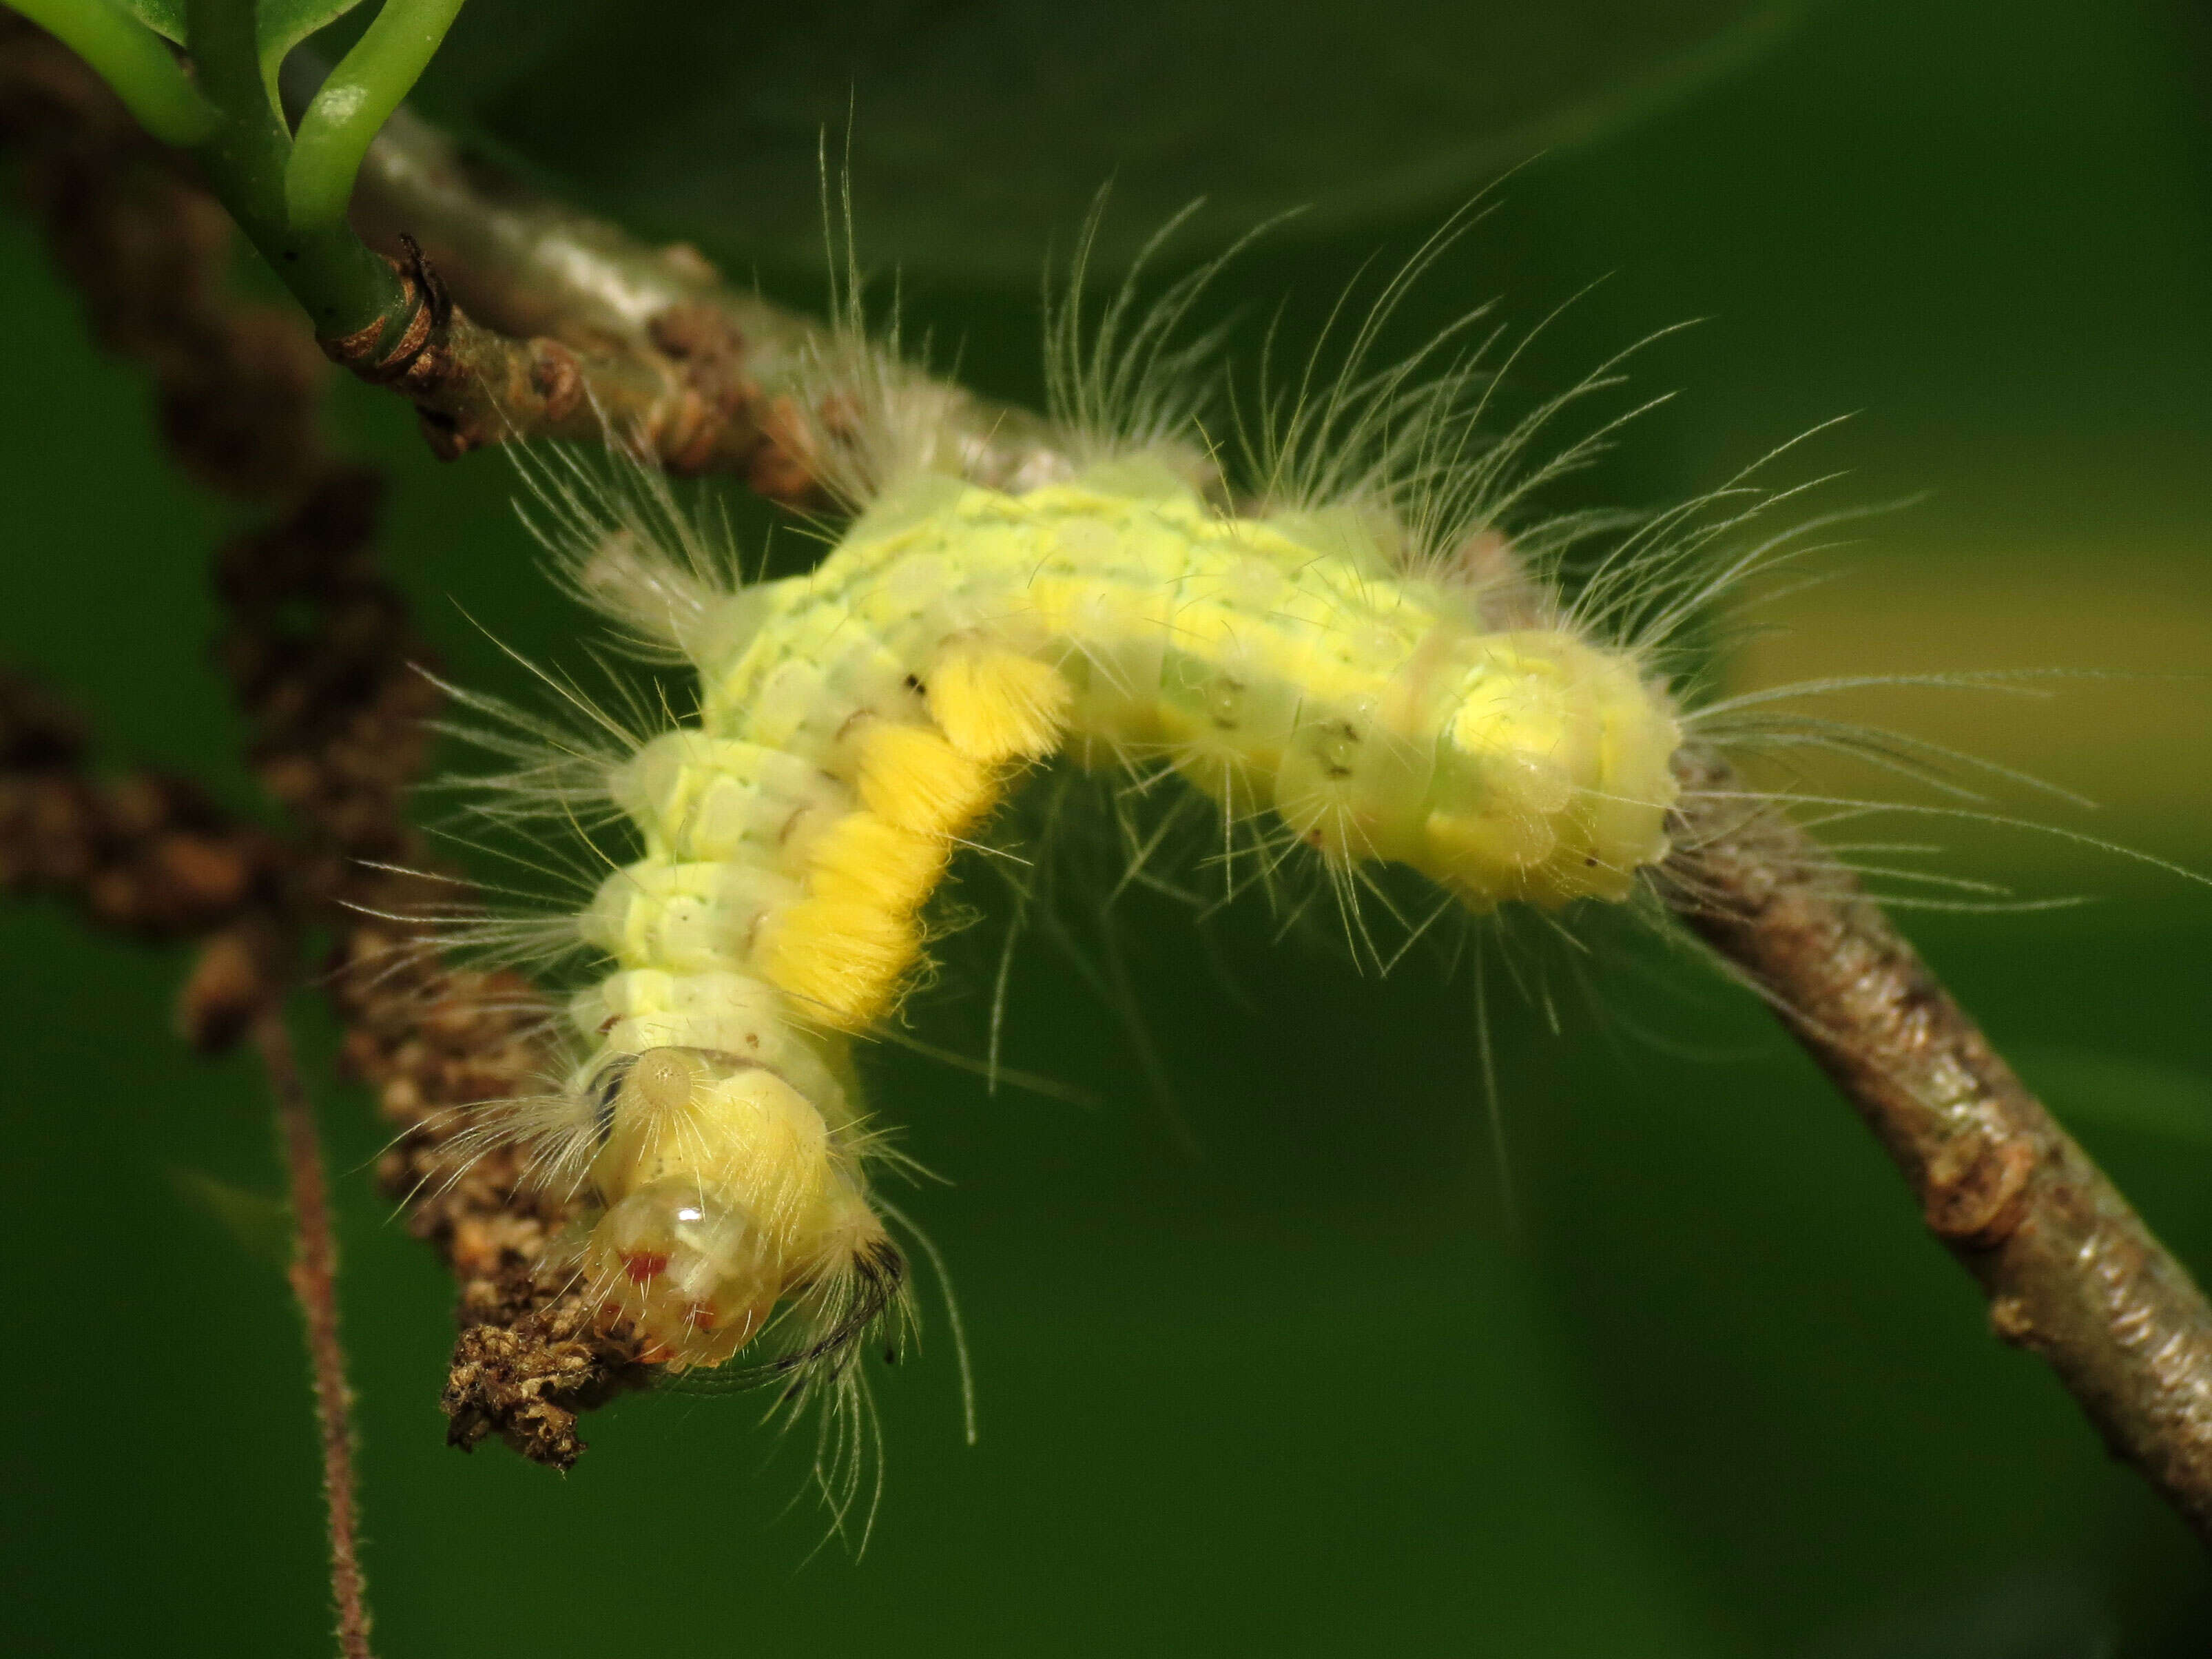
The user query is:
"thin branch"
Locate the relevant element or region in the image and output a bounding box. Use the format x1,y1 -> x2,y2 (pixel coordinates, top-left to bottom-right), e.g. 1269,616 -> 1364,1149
254,1008 -> 375,1659
0,12 -> 648,1463
335,99 -> 1094,494
1660,746 -> 2212,1545
0,668 -> 283,945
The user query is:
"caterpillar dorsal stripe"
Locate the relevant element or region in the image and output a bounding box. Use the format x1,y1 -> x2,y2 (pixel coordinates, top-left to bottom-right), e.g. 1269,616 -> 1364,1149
486,446 -> 1684,1372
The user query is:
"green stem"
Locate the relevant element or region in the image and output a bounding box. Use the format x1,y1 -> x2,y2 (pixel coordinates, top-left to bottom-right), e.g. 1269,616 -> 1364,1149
285,0 -> 466,231
5,0 -> 218,143
183,0 -> 412,342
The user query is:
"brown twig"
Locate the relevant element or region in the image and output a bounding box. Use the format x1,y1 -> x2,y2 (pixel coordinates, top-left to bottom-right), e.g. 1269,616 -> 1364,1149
338,105 -> 1090,499
1661,746 -> 2212,1544
332,909 -> 651,1470
254,1008 -> 375,1659
1,10 -> 1087,506
0,668 -> 285,947
0,12 -> 646,1465
213,459 -> 651,1466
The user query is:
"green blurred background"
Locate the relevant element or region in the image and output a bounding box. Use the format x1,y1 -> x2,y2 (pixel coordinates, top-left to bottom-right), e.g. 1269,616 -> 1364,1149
6,0 -> 2212,1652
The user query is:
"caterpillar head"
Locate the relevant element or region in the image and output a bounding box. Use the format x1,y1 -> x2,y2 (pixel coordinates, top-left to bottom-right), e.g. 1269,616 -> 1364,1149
566,1047 -> 906,1370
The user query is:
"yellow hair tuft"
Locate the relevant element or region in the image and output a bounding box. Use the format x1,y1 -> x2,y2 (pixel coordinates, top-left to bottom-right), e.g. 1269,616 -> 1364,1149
925,649 -> 1072,762
803,810 -> 953,915
750,809 -> 953,1024
851,719 -> 1001,838
758,894 -> 921,1029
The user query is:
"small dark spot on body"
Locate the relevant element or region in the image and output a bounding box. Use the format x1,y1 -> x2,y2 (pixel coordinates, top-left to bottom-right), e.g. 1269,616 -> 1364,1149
589,1054 -> 639,1142
1584,856 -> 1598,867
1314,719 -> 1361,778
904,673 -> 927,696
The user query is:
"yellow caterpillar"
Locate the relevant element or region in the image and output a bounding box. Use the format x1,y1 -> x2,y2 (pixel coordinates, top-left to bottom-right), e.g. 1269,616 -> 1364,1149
455,447 -> 1683,1379
428,212 -> 1795,1470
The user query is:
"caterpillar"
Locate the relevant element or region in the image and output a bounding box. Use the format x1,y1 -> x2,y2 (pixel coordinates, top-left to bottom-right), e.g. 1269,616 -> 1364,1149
448,454 -> 1687,1355
426,215 -> 1875,1447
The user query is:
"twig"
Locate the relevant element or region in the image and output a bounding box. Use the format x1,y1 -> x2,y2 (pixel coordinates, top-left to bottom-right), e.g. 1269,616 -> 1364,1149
338,102 -> 1091,496
0,668 -> 282,938
1661,747 -> 2212,1545
254,1008 -> 375,1659
0,12 -> 648,1462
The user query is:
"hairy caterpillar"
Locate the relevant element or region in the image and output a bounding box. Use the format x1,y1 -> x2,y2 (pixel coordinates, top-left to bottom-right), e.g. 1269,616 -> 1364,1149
424,214 -> 1936,1462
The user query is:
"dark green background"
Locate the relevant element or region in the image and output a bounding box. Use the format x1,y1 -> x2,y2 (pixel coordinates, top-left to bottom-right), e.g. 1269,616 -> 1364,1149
5,0 -> 2212,1653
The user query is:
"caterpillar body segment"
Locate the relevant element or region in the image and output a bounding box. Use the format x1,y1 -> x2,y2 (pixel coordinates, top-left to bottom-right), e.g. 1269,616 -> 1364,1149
492,460 -> 1684,1374
742,469 -> 1686,908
